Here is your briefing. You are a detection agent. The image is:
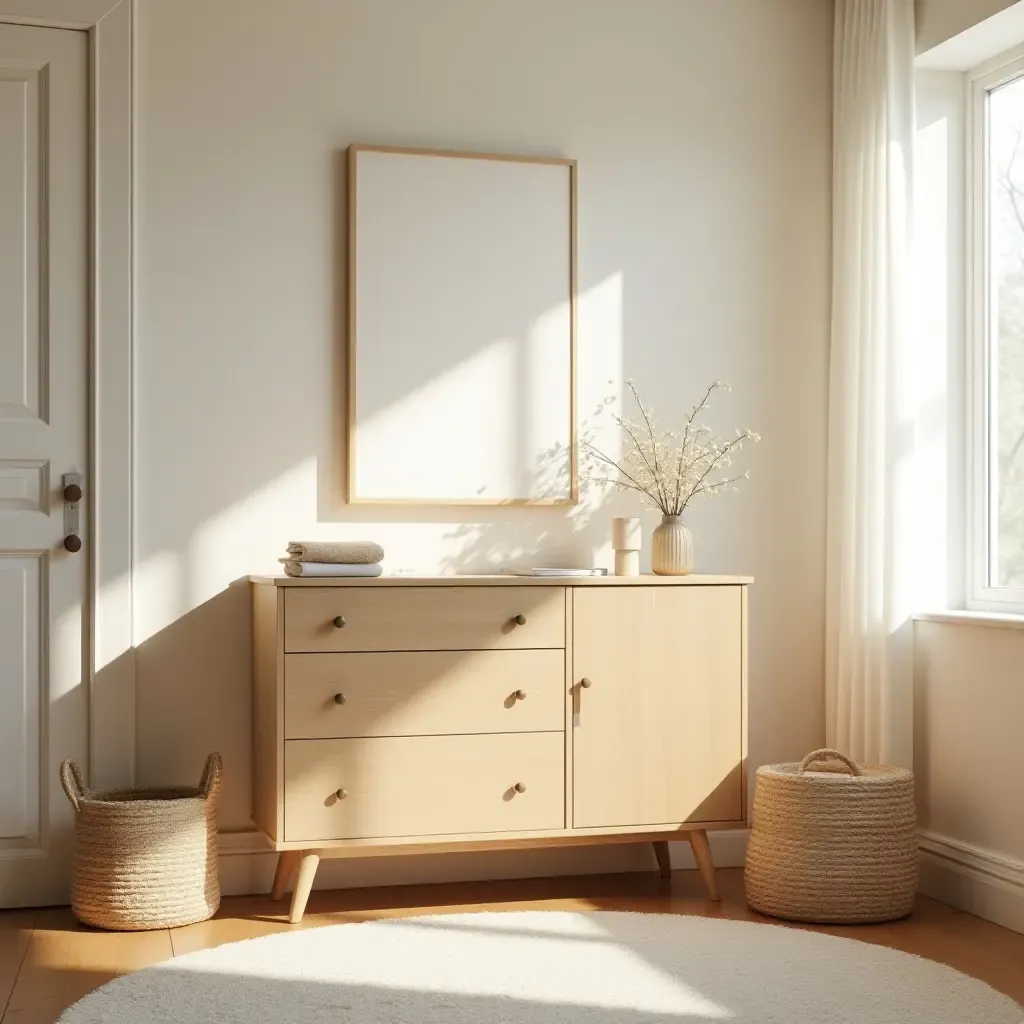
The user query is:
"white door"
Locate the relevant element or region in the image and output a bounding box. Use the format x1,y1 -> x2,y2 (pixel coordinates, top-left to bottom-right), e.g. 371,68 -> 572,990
0,23 -> 88,907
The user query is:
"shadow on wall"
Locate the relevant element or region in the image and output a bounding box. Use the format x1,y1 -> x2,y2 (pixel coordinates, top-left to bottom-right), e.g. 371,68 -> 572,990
131,149 -> 632,824
132,101 -> 828,838
134,579 -> 253,826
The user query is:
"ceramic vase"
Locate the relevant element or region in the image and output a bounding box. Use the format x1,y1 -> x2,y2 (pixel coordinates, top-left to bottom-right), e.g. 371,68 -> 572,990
651,514 -> 693,575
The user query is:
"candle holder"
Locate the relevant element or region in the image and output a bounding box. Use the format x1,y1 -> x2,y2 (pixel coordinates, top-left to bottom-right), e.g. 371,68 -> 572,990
612,517 -> 641,576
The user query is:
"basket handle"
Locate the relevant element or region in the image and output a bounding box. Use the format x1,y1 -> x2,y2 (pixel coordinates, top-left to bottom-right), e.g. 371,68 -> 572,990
798,748 -> 862,776
59,759 -> 87,813
199,752 -> 223,799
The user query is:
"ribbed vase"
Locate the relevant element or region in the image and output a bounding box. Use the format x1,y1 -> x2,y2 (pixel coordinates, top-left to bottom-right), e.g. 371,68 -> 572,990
651,515 -> 693,575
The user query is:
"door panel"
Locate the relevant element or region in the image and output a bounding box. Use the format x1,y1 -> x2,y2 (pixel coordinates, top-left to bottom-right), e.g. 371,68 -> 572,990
572,586 -> 743,829
0,556 -> 42,840
0,24 -> 88,906
0,60 -> 44,421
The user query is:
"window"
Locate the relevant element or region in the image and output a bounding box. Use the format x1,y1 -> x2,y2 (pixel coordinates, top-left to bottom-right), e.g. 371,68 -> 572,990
969,53 -> 1024,610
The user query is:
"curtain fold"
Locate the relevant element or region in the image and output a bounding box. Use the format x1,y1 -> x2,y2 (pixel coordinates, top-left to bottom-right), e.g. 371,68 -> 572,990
826,0 -> 916,767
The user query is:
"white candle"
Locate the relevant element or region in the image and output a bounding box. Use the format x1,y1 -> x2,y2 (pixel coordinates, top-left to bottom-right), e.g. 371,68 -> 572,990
612,517 -> 641,576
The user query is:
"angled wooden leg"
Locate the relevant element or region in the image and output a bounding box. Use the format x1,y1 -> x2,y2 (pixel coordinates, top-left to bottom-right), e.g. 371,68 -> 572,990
270,851 -> 300,902
652,840 -> 672,879
687,829 -> 720,901
289,850 -> 320,923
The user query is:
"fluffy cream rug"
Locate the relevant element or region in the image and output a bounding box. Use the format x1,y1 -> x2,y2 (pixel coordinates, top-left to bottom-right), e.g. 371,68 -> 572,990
60,911 -> 1021,1022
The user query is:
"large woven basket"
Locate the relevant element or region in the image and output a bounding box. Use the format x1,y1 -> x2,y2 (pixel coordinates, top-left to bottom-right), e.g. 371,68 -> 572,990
60,753 -> 222,931
745,748 -> 917,924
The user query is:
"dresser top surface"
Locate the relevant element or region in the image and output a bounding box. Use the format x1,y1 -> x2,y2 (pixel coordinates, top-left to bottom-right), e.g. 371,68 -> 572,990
250,573 -> 753,587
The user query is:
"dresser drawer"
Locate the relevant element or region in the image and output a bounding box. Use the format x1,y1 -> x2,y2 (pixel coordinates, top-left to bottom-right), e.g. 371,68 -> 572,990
283,586 -> 565,653
284,649 -> 564,739
283,733 -> 564,841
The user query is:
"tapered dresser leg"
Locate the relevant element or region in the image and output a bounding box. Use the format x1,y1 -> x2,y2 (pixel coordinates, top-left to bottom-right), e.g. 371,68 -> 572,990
652,840 -> 672,879
289,850 -> 321,923
687,829 -> 720,901
270,851 -> 300,902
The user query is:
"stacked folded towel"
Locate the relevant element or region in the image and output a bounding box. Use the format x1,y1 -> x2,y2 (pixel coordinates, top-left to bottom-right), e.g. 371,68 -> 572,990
280,541 -> 384,578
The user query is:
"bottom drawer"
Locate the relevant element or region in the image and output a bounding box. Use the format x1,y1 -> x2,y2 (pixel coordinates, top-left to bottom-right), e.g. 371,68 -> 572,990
284,733 -> 564,842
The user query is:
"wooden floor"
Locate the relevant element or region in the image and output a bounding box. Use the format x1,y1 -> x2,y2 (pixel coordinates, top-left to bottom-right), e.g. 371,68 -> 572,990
1,868 -> 1022,1022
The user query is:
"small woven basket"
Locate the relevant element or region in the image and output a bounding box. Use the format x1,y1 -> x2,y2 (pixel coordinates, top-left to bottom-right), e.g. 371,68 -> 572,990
744,748 -> 917,924
60,753 -> 222,931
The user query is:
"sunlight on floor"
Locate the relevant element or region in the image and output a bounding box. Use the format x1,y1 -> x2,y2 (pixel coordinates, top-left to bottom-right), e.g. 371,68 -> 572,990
154,912 -> 733,1019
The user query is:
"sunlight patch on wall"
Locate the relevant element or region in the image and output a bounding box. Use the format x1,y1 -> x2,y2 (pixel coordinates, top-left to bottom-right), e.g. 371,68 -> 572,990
132,549 -> 183,646
357,338 -> 522,500
437,271 -> 625,574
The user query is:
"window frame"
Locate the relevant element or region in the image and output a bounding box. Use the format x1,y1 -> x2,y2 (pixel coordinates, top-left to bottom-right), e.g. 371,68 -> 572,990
967,50 -> 1024,612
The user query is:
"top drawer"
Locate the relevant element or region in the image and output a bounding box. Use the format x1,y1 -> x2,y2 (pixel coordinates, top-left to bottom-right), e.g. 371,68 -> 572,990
284,586 -> 565,653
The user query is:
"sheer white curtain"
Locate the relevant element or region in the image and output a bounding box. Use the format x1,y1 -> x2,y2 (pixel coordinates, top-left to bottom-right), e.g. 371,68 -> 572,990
826,0 -> 916,767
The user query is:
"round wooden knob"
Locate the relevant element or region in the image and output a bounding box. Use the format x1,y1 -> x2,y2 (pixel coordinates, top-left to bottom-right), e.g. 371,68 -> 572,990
334,693 -> 346,705
515,689 -> 526,700
335,788 -> 348,800
514,782 -> 526,793
64,534 -> 82,553
333,615 -> 346,628
580,677 -> 592,688
514,614 -> 526,626
63,483 -> 83,503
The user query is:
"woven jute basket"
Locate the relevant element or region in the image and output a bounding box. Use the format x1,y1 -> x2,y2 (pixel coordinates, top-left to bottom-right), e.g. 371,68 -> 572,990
60,753 -> 222,931
744,748 -> 917,924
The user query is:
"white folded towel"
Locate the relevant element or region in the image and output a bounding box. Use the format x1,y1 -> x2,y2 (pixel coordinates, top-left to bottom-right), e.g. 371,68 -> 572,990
280,561 -> 383,578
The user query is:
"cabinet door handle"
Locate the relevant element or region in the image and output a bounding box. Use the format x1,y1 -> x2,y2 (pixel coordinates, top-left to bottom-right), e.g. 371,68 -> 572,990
513,614 -> 526,626
580,677 -> 592,689
335,788 -> 348,800
334,693 -> 346,705
333,615 -> 347,628
514,689 -> 526,700
514,782 -> 526,793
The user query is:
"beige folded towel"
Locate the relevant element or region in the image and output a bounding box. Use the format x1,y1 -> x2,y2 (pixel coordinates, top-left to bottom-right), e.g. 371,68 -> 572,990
286,540 -> 384,564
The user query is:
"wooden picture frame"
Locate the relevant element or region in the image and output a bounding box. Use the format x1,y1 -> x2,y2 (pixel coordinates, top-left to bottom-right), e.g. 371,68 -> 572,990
346,144 -> 577,506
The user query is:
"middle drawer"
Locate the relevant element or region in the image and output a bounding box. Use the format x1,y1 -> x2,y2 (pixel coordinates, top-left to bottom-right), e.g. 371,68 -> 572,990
284,649 -> 565,739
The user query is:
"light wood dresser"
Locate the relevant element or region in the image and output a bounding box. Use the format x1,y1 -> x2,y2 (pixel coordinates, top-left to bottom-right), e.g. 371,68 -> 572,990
250,574 -> 750,921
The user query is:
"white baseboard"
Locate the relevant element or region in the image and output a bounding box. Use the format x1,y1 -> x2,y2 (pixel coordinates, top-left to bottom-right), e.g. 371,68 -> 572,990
217,829 -> 750,898
919,830 -> 1024,935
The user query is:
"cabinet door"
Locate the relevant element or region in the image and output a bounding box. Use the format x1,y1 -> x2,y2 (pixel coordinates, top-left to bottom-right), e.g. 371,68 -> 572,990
572,586 -> 743,829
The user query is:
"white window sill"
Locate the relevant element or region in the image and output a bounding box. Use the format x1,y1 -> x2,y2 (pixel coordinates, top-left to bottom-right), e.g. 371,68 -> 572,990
914,609 -> 1024,630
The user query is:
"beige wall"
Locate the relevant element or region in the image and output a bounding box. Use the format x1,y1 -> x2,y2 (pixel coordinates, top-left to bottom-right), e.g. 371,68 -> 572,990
916,0 -> 1020,53
915,622 -> 1024,859
134,0 -> 832,882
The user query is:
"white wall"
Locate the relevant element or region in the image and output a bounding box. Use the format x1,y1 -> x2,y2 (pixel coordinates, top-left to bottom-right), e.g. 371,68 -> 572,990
916,0 -> 1019,54
915,621 -> 1024,931
134,0 -> 833,888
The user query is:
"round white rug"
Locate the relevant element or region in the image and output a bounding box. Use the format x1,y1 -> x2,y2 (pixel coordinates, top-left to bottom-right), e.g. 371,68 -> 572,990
59,911 -> 1021,1023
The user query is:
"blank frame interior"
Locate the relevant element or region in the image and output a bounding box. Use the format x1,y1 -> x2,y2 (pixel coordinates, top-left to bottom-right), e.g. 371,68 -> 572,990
347,145 -> 576,505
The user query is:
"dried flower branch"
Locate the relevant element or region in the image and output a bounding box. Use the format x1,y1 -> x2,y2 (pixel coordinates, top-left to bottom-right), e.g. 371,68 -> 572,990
583,381 -> 760,516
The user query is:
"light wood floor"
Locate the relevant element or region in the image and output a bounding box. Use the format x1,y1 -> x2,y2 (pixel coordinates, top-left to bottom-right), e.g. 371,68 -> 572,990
1,868 -> 1022,1022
